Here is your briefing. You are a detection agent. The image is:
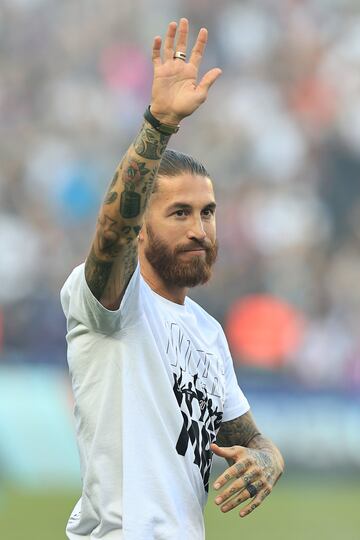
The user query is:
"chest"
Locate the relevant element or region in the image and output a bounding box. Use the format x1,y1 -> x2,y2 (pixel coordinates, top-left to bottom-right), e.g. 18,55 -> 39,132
161,318 -> 226,406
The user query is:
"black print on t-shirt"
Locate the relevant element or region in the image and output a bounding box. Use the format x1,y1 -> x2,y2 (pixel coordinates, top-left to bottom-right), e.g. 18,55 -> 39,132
166,322 -> 224,492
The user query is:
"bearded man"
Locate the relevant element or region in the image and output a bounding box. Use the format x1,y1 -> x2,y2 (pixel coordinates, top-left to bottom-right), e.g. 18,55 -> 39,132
61,18 -> 284,540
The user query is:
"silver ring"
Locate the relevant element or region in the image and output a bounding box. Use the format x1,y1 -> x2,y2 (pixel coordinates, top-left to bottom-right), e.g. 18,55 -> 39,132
246,484 -> 258,498
173,51 -> 186,61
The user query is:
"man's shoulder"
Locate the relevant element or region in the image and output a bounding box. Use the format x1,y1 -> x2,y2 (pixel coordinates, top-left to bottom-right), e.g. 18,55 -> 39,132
186,296 -> 222,331
60,263 -> 85,310
62,262 -> 85,287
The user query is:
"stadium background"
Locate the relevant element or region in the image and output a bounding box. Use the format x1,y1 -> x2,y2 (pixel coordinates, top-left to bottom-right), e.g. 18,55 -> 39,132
0,0 -> 359,538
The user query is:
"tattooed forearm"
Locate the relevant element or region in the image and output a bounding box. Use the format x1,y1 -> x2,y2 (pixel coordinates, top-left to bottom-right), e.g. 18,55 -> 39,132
110,170 -> 119,188
134,122 -> 170,160
86,120 -> 172,307
104,191 -> 118,205
122,242 -> 138,277
120,190 -> 141,218
216,411 -> 261,449
121,225 -> 141,239
118,157 -> 157,218
124,159 -> 151,183
97,214 -> 121,255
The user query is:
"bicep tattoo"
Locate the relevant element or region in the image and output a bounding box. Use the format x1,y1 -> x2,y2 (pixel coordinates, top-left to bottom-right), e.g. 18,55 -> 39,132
85,241 -> 138,303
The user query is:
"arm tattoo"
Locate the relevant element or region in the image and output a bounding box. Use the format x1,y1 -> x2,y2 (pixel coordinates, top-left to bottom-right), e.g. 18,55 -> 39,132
86,121 -> 171,304
85,246 -> 114,300
120,190 -> 141,218
119,158 -> 156,219
121,225 -> 141,239
122,241 -> 138,277
124,159 -> 151,184
110,171 -> 119,188
104,191 -> 118,205
134,122 -> 170,160
216,411 -> 261,448
97,214 -> 121,256
103,171 -> 119,203
216,412 -> 284,485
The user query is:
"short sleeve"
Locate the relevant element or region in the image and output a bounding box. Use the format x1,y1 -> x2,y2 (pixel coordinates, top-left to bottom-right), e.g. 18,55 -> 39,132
219,328 -> 250,422
60,263 -> 140,335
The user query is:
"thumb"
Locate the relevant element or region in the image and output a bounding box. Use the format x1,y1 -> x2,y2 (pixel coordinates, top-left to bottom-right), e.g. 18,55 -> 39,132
197,67 -> 222,94
211,443 -> 237,459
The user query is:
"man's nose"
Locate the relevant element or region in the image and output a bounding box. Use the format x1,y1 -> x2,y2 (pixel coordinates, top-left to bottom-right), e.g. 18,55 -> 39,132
187,217 -> 207,241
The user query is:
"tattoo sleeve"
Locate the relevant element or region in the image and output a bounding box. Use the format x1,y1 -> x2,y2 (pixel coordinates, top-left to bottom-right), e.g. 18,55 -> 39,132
85,120 -> 171,307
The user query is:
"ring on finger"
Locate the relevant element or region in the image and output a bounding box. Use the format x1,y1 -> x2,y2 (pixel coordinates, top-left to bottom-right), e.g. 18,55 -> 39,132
246,484 -> 258,498
173,51 -> 186,61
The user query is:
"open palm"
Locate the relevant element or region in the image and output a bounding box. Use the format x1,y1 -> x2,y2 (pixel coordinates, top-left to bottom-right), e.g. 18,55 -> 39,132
150,19 -> 222,125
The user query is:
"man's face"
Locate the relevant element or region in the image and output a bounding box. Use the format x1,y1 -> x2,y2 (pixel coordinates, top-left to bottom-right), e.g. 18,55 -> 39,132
140,173 -> 218,288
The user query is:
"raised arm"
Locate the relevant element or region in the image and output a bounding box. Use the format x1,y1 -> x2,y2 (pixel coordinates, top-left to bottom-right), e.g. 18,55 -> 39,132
211,411 -> 284,518
85,18 -> 221,309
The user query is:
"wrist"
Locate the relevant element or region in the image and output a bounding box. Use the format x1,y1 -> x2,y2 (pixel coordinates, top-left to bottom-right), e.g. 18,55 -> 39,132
144,106 -> 180,135
149,105 -> 183,126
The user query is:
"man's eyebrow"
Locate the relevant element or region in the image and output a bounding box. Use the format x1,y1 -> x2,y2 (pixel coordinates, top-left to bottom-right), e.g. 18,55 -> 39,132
204,202 -> 217,211
167,202 -> 217,211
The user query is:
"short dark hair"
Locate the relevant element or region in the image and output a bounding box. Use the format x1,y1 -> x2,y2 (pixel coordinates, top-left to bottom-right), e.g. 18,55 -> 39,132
153,149 -> 211,193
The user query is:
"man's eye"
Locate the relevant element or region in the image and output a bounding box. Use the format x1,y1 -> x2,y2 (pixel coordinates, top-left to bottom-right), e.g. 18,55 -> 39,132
202,208 -> 214,216
175,210 -> 186,216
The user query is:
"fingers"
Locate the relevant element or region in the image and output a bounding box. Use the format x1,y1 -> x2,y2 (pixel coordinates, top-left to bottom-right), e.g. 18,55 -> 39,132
219,479 -> 270,514
152,36 -> 162,65
163,21 -> 178,61
155,19 -> 212,67
174,17 -> 189,56
212,448 -> 273,517
215,468 -> 263,504
213,451 -> 252,490
239,484 -> 272,518
215,473 -> 264,512
189,27 -> 208,68
158,19 -> 188,63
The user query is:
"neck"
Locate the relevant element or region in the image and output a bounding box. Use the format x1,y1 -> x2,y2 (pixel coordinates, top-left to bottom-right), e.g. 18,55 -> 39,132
139,251 -> 188,305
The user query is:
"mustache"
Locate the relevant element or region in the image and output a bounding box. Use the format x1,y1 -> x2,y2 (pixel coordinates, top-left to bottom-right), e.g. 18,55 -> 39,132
175,239 -> 215,253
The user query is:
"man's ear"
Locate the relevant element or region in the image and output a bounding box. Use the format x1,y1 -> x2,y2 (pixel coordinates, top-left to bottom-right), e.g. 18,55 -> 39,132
138,224 -> 145,242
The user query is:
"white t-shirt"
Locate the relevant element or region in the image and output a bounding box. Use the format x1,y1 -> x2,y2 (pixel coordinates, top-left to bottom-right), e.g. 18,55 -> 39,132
61,263 -> 250,540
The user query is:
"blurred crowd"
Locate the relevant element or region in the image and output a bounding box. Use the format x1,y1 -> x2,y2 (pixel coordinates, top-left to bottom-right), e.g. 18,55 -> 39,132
1,0 -> 360,389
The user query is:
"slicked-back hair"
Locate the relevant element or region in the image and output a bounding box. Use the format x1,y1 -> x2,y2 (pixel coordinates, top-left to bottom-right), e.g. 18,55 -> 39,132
153,149 -> 211,193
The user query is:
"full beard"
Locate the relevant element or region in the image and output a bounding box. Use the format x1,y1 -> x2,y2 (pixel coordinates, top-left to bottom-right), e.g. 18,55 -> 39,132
145,225 -> 218,288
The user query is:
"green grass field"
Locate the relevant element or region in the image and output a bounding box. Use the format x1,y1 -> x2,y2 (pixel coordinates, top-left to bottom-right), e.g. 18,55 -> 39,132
0,474 -> 359,540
